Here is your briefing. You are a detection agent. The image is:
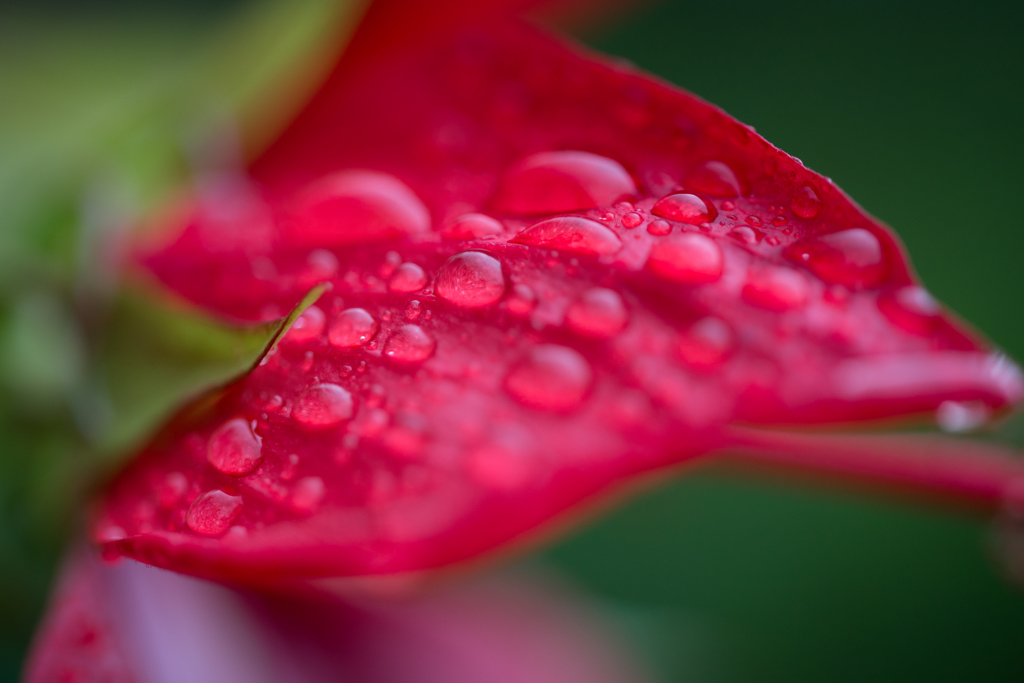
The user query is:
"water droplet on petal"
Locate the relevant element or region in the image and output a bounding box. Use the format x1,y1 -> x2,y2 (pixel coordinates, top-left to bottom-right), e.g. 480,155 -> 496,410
729,226 -> 760,245
328,308 -> 379,348
646,233 -> 724,284
742,267 -> 810,310
285,305 -> 325,343
936,400 -> 990,433
565,288 -> 628,338
791,184 -> 822,218
687,160 -> 741,197
878,286 -> 941,333
440,212 -> 504,240
292,383 -> 353,428
435,251 -> 505,308
388,262 -> 427,292
186,490 -> 243,536
493,150 -> 637,215
466,445 -> 534,490
621,211 -> 643,229
677,317 -> 733,367
651,193 -> 717,224
207,418 -> 263,476
291,476 -> 325,514
505,284 -> 537,317
646,219 -> 672,236
784,228 -> 887,287
505,344 -> 592,412
289,170 -> 430,247
306,249 -> 338,278
385,324 -> 436,363
158,472 -> 188,508
510,216 -> 621,256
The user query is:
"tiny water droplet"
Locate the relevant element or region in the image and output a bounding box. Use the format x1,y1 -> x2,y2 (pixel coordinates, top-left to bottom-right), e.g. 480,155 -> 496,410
745,215 -> 762,227
621,211 -> 643,228
207,418 -> 263,476
646,220 -> 672,236
328,308 -> 379,348
687,160 -> 741,197
729,226 -> 761,245
646,233 -> 724,284
289,170 -> 430,247
466,445 -> 534,490
440,212 -> 504,239
493,150 -> 637,215
405,299 -> 422,320
505,283 -> 537,317
784,228 -> 886,287
435,251 -> 506,308
772,216 -> 787,227
301,351 -> 314,372
381,251 -> 402,278
651,193 -> 717,224
384,324 -> 436,363
677,318 -> 733,367
388,262 -> 427,292
565,288 -> 628,338
158,472 -> 188,508
281,453 -> 299,481
791,184 -> 822,218
292,383 -> 354,428
742,267 -> 809,310
291,476 -> 325,514
505,344 -> 592,412
186,490 -> 243,536
878,286 -> 941,333
510,216 -> 621,256
306,249 -> 338,278
285,305 -> 325,343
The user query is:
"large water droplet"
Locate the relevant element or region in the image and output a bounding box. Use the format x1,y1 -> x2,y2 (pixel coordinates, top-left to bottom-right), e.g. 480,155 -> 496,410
440,213 -> 503,240
651,193 -> 717,224
646,233 -> 724,284
493,151 -> 637,215
288,170 -> 430,247
510,216 -> 621,256
285,305 -> 325,343
621,211 -> 643,229
676,317 -> 733,367
435,251 -> 505,308
785,228 -> 886,287
186,490 -> 243,536
565,288 -> 628,338
328,308 -> 378,348
742,267 -> 810,310
791,184 -> 822,218
207,418 -> 263,476
686,160 -> 741,197
292,383 -> 353,428
385,324 -> 436,363
388,262 -> 427,293
505,344 -> 592,412
878,286 -> 941,333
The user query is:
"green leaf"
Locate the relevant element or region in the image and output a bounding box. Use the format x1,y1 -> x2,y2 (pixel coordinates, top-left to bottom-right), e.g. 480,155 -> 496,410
91,281 -> 329,459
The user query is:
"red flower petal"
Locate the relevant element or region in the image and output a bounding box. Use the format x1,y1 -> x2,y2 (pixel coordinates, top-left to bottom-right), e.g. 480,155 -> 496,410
94,19 -> 1023,579
25,549 -> 646,683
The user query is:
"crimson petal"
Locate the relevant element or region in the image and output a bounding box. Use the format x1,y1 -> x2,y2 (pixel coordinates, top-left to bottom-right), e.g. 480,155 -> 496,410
94,19 -> 1022,579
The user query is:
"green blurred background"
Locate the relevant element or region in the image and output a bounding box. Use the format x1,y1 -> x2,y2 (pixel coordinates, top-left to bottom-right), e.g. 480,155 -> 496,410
2,0 -> 1023,680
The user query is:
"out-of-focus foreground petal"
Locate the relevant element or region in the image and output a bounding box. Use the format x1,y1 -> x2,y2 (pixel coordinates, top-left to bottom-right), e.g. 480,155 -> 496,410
24,549 -> 646,683
93,15 -> 1023,580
